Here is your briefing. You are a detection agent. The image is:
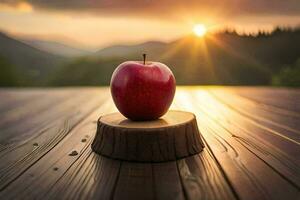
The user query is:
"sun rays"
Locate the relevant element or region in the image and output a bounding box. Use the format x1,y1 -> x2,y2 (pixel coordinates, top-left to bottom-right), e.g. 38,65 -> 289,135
193,24 -> 207,37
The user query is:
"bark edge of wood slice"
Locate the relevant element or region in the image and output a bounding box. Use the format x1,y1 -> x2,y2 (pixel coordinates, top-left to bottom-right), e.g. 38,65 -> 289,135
91,110 -> 205,162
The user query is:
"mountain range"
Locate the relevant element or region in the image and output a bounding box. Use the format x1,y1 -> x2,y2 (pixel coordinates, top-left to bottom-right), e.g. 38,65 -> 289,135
21,39 -> 92,57
0,32 -> 67,86
0,28 -> 300,86
94,41 -> 167,58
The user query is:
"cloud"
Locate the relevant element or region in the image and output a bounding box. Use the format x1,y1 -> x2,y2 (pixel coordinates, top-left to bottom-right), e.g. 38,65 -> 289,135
1,0 -> 299,19
0,1 -> 33,13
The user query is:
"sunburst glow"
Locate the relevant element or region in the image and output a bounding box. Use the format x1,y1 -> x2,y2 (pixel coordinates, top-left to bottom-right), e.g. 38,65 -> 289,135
193,24 -> 207,37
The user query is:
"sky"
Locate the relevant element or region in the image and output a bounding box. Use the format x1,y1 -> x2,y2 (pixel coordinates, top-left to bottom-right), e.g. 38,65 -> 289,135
0,0 -> 299,49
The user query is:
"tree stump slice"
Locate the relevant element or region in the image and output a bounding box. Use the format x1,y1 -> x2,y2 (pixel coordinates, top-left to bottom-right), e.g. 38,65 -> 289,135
91,110 -> 205,162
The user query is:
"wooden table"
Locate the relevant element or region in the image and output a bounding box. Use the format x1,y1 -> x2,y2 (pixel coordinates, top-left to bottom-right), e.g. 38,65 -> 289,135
0,87 -> 299,200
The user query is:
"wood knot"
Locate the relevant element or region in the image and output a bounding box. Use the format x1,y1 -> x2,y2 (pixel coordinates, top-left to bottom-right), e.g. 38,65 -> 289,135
69,150 -> 78,156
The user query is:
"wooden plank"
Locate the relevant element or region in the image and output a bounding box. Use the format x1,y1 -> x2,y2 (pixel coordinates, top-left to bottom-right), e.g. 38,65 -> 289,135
228,88 -> 300,117
208,89 -> 300,137
0,89 -> 48,114
0,89 -> 106,148
0,150 -> 121,200
199,90 -> 300,187
175,88 -> 300,200
227,87 -> 300,116
0,89 -> 109,191
113,161 -> 186,200
0,90 -> 78,153
0,95 -> 97,156
195,90 -> 300,184
177,150 -> 237,200
152,162 -> 185,200
189,89 -> 299,155
229,87 -> 300,113
0,89 -> 89,143
199,90 -> 300,162
113,162 -> 154,200
0,95 -> 119,199
0,89 -> 79,127
37,100 -> 119,200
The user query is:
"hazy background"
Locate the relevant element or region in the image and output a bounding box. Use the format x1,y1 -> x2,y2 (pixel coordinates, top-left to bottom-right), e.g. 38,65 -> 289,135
0,0 -> 300,87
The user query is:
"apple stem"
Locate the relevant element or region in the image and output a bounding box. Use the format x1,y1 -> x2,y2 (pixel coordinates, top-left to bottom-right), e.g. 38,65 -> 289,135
143,54 -> 146,65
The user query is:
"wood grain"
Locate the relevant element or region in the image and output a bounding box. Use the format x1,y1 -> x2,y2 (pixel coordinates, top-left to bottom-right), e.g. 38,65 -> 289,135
0,89 -> 109,191
0,86 -> 299,200
229,87 -> 300,113
175,89 -> 300,200
0,96 -> 116,199
92,111 -> 204,162
208,89 -> 300,142
177,150 -> 237,200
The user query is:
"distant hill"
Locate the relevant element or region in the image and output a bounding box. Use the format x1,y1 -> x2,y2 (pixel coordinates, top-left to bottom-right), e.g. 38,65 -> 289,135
1,28 -> 300,86
50,28 -> 300,86
0,32 -> 66,86
95,41 -> 167,58
22,39 -> 92,57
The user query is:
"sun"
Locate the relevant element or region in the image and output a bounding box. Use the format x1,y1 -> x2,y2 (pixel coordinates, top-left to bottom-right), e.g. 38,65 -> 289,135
193,24 -> 207,37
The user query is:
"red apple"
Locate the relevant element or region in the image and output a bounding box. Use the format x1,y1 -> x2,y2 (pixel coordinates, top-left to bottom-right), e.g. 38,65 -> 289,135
110,54 -> 176,121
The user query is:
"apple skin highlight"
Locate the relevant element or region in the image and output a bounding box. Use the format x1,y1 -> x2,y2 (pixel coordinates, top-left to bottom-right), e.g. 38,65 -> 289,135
110,61 -> 176,121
